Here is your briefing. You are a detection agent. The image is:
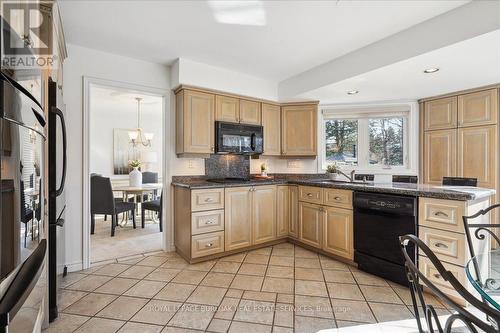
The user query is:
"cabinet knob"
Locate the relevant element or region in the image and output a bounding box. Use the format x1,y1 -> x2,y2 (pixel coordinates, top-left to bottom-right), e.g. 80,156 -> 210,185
206,220 -> 215,225
307,193 -> 313,197
334,196 -> 342,201
206,243 -> 213,248
204,198 -> 214,203
433,273 -> 441,279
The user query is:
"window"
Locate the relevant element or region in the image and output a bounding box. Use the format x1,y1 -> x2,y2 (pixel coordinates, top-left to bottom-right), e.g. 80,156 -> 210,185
321,105 -> 417,172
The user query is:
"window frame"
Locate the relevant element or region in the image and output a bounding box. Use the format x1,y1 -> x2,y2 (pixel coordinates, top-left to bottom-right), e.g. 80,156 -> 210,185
318,103 -> 419,174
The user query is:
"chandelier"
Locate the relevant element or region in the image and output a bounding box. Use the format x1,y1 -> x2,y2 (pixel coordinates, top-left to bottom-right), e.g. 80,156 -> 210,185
128,97 -> 153,147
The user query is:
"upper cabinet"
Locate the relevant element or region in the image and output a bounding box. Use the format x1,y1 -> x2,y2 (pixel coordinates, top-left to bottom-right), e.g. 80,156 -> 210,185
281,103 -> 318,156
424,129 -> 457,185
424,97 -> 457,131
175,89 -> 215,156
458,89 -> 498,127
262,103 -> 281,155
215,95 -> 239,123
239,99 -> 261,125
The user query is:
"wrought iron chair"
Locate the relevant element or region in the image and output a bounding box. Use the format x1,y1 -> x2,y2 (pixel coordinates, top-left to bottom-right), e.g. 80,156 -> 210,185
400,234 -> 499,333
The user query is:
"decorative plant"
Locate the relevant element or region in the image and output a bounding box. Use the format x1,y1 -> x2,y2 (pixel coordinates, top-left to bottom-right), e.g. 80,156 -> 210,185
260,163 -> 267,172
326,163 -> 339,174
129,159 -> 141,168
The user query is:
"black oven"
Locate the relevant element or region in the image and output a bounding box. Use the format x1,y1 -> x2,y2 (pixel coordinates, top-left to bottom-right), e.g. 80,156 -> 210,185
215,121 -> 263,155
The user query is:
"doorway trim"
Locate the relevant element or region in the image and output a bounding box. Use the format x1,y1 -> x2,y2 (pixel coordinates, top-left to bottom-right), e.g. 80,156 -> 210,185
82,76 -> 170,269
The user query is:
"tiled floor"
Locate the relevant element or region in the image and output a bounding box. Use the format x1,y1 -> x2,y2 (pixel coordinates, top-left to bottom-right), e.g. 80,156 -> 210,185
47,243 -> 451,333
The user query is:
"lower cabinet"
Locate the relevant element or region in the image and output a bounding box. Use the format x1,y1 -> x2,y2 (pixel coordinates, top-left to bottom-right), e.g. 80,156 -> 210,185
323,206 -> 353,260
276,185 -> 289,238
299,202 -> 323,248
289,186 -> 299,238
225,187 -> 253,251
253,185 -> 277,244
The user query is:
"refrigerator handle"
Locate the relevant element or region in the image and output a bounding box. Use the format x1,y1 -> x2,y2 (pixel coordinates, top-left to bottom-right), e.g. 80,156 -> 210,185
50,107 -> 67,197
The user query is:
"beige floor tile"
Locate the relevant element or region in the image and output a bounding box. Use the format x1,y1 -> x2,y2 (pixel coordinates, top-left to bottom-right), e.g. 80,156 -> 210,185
161,328 -> 203,333
185,260 -> 217,271
228,321 -> 272,333
230,274 -> 264,291
295,279 -> 328,297
226,289 -> 243,298
64,293 -> 117,316
294,316 -> 336,333
234,299 -> 274,325
249,247 -> 273,255
327,282 -> 364,300
238,263 -> 267,276
268,256 -> 294,267
97,296 -> 149,321
124,280 -> 166,298
392,286 -> 445,308
331,299 -> 376,323
266,266 -> 294,279
160,258 -> 189,269
274,303 -> 293,327
95,277 -> 139,295
294,247 -> 318,259
242,290 -> 276,302
136,256 -> 168,267
271,248 -> 294,257
212,261 -> 241,273
295,295 -> 333,319
131,299 -> 181,325
323,269 -> 356,284
171,269 -> 207,285
359,285 -> 403,304
93,264 -> 131,277
118,265 -> 156,279
276,293 -> 294,304
207,318 -> 231,333
336,320 -> 367,328
352,271 -> 389,286
81,265 -> 103,274
319,257 -> 350,271
66,275 -> 113,292
201,272 -> 235,288
273,243 -> 294,250
154,283 -> 196,302
244,254 -> 270,265
44,313 -> 90,333
168,303 -> 216,330
187,285 -> 227,305
294,257 -> 321,268
261,277 -> 294,293
219,252 -> 246,263
74,317 -> 124,333
117,322 -> 163,333
272,327 -> 293,333
58,273 -> 87,288
117,254 -> 144,264
295,267 -> 323,281
214,297 -> 240,320
144,268 -> 181,282
57,290 -> 88,310
369,302 -> 414,322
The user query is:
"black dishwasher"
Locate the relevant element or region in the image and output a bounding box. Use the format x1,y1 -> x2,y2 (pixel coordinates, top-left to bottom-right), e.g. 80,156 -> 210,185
354,192 -> 417,286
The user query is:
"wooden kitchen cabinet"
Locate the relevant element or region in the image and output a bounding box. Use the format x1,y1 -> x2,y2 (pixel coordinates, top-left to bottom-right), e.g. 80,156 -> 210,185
281,103 -> 318,156
323,207 -> 353,260
424,129 -> 457,184
424,97 -> 457,130
299,202 -> 323,248
458,125 -> 497,188
239,99 -> 261,125
225,187 -> 253,251
175,89 -> 215,156
215,95 -> 239,123
276,185 -> 289,238
458,89 -> 498,127
289,185 -> 299,239
262,103 -> 281,155
253,185 -> 277,244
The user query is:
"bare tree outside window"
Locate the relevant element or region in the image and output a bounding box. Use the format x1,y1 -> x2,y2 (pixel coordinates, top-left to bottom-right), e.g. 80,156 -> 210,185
325,120 -> 358,165
368,117 -> 404,166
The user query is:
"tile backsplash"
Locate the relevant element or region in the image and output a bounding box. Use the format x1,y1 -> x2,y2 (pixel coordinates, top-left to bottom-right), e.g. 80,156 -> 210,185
205,154 -> 250,179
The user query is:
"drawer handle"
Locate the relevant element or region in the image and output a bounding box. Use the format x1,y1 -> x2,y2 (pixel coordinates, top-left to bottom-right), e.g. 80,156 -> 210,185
434,211 -> 449,217
434,242 -> 449,249
205,243 -> 214,248
433,273 -> 441,279
307,193 -> 313,197
204,198 -> 214,203
205,220 -> 215,225
334,196 -> 342,201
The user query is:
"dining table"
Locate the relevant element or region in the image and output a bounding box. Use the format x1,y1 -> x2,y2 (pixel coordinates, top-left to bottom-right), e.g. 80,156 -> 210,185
112,183 -> 162,227
466,249 -> 500,312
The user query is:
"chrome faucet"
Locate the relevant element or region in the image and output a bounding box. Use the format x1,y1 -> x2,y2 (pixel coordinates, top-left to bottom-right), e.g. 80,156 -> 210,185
336,169 -> 356,182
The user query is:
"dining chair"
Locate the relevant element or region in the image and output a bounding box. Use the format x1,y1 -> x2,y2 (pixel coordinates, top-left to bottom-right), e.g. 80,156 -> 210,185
20,180 -> 33,248
141,191 -> 162,232
90,175 -> 136,236
142,171 -> 158,200
400,234 -> 499,333
34,178 -> 42,241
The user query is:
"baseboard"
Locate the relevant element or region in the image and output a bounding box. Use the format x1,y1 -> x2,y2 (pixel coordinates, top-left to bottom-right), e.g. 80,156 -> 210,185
58,261 -> 83,274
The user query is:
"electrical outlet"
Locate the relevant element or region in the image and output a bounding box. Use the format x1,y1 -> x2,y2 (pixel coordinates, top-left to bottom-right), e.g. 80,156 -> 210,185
188,160 -> 194,169
287,160 -> 300,169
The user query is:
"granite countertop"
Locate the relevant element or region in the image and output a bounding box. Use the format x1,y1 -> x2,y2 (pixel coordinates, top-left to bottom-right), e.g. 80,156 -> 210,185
172,175 -> 496,201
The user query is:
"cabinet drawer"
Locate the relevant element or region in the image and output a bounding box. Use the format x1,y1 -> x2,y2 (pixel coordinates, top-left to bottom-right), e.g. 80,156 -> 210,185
324,189 -> 352,209
419,256 -> 465,300
192,209 -> 224,235
299,186 -> 323,204
191,188 -> 224,212
191,231 -> 224,258
419,198 -> 465,233
419,226 -> 465,266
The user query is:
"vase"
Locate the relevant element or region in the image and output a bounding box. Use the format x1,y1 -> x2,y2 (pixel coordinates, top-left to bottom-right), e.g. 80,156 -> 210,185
328,173 -> 339,181
129,167 -> 142,187
261,171 -> 268,177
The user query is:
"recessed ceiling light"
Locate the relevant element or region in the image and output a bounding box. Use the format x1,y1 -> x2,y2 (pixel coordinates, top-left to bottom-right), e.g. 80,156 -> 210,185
423,67 -> 440,73
208,1 -> 266,26
347,90 -> 359,95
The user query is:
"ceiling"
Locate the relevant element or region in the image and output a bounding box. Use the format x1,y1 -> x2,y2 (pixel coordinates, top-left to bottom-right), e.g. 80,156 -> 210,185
90,85 -> 163,112
59,0 -> 469,82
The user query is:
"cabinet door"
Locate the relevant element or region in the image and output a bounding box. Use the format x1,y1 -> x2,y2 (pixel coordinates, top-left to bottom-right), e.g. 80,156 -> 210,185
215,95 -> 239,123
424,129 -> 457,184
252,185 -> 277,244
424,97 -> 457,130
299,202 -> 323,248
177,90 -> 215,154
458,89 -> 498,127
276,186 -> 289,238
239,99 -> 261,125
225,187 -> 252,251
323,207 -> 353,260
458,125 -> 497,188
289,186 -> 299,239
262,103 -> 281,155
281,104 -> 317,156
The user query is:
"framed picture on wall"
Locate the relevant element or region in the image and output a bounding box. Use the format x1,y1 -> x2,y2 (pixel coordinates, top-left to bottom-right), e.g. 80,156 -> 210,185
113,128 -> 139,175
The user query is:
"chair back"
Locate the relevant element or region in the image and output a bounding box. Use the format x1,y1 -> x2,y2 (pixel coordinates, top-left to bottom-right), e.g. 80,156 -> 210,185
90,175 -> 115,214
19,180 -> 31,223
142,172 -> 158,184
400,234 -> 499,333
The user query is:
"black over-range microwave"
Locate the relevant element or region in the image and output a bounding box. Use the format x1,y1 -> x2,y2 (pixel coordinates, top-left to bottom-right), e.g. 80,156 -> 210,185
215,121 -> 263,155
